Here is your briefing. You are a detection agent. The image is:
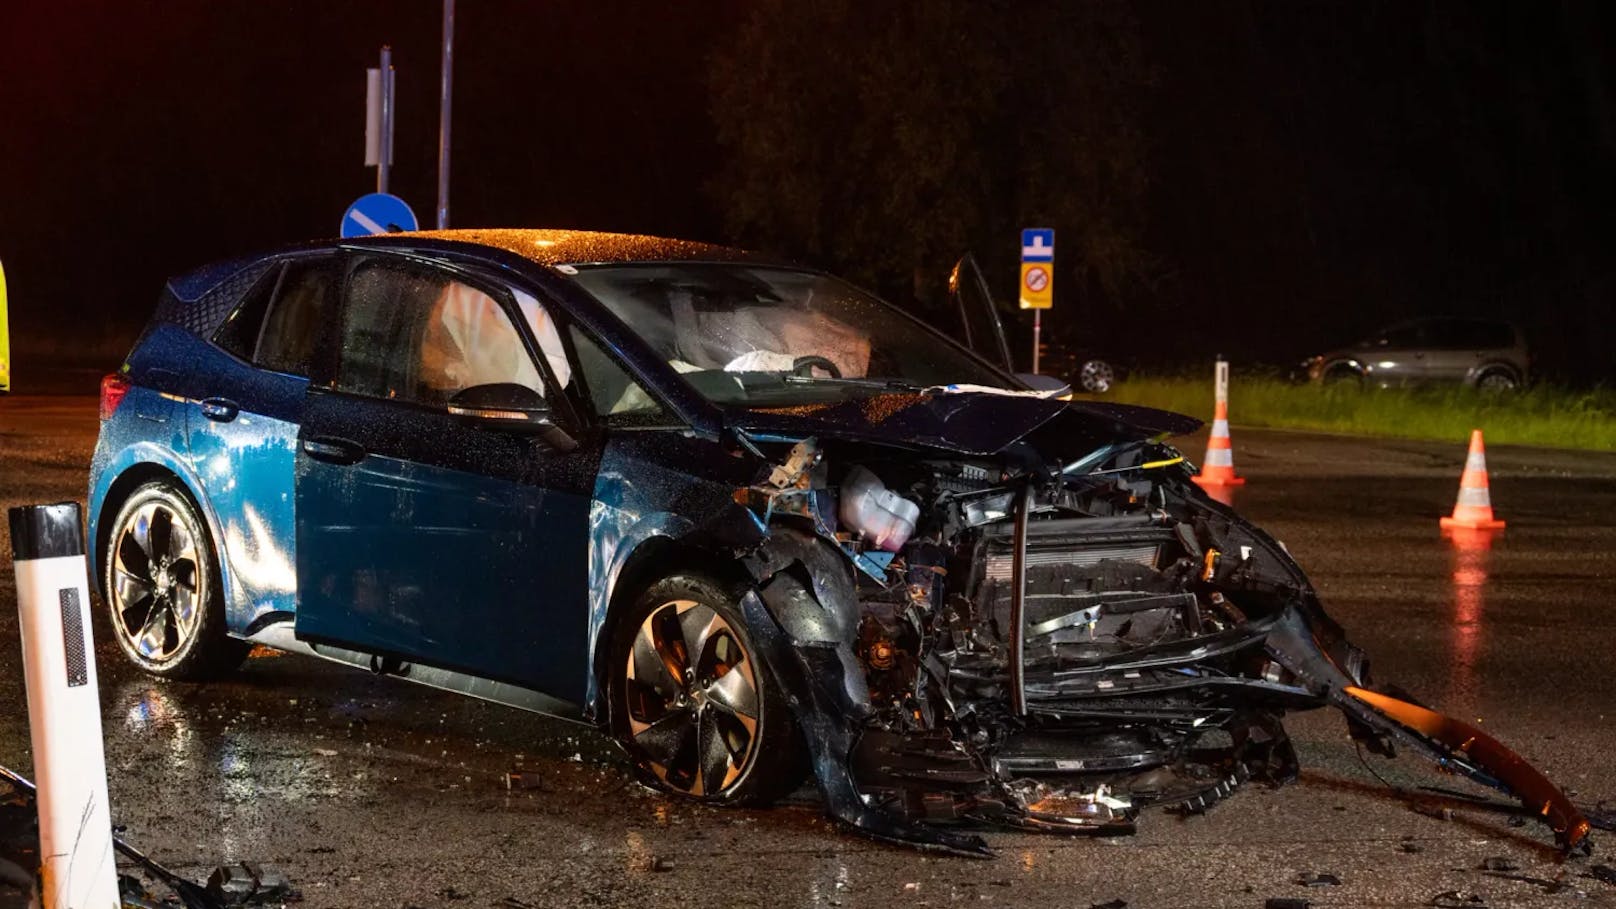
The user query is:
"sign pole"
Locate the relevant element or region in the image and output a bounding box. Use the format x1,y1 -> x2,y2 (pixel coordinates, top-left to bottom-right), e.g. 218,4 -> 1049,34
1032,311 -> 1042,374
378,45 -> 394,195
437,0 -> 455,230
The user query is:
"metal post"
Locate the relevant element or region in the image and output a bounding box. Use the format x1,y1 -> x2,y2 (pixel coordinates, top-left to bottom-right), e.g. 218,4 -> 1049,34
1008,484 -> 1030,716
8,502 -> 119,909
436,0 -> 455,229
1031,310 -> 1042,374
378,45 -> 394,195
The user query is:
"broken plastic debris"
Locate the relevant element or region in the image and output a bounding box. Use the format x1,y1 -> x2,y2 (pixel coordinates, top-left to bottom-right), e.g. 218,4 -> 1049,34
205,862 -> 296,906
505,770 -> 544,790
1264,899 -> 1309,909
1294,872 -> 1340,887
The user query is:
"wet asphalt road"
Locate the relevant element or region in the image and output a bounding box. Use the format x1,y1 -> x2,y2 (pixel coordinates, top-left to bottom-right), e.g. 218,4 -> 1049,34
2,395 -> 1614,908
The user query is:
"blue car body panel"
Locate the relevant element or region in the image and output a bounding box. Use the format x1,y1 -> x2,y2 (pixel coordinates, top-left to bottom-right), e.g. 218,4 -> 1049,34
83,230 -> 1036,721
177,337 -> 305,632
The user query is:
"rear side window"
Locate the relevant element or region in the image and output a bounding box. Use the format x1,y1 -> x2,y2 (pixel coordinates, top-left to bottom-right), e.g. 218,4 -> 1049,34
213,257 -> 339,377
213,266 -> 282,361
257,261 -> 340,375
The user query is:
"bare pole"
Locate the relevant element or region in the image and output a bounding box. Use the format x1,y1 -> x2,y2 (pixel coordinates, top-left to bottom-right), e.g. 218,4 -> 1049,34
436,0 -> 455,229
378,45 -> 394,194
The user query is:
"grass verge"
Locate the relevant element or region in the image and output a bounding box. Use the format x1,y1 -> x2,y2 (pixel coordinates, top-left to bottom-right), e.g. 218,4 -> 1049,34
1087,377 -> 1616,451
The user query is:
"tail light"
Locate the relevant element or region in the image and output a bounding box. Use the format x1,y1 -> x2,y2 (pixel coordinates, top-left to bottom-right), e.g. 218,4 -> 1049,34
99,374 -> 130,421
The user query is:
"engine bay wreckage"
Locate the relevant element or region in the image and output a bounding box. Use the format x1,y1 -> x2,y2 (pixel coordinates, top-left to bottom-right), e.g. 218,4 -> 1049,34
702,389 -> 1592,857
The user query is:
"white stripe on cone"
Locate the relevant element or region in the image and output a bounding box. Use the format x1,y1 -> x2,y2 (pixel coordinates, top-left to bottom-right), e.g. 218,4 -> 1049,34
1457,486 -> 1493,508
1204,448 -> 1234,468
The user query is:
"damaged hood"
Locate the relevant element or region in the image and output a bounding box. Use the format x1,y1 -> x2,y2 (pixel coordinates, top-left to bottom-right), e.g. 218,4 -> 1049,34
728,391 -> 1201,457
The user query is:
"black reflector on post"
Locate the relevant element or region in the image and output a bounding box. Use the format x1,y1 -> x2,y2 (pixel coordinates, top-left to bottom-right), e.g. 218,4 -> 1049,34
7,501 -> 85,561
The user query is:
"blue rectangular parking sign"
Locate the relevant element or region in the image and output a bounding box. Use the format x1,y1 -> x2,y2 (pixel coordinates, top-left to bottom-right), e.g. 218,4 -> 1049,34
1021,228 -> 1055,262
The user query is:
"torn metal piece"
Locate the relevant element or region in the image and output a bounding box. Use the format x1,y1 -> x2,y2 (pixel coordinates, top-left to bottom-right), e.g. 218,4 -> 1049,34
737,589 -> 990,857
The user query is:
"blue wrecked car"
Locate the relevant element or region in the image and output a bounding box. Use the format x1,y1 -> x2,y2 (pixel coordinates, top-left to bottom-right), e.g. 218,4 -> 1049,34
88,230 -> 1589,855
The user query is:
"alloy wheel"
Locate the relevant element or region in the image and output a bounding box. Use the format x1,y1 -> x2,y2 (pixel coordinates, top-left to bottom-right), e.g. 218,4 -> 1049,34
623,599 -> 760,797
1079,360 -> 1115,393
110,500 -> 204,664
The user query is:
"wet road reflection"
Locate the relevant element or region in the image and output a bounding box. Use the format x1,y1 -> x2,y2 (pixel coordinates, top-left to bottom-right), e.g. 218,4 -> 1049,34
1443,527 -> 1498,707
7,406 -> 1616,909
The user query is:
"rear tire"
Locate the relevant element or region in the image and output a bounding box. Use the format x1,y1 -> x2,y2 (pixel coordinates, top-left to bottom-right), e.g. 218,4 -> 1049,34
1475,368 -> 1519,392
103,481 -> 249,680
1077,359 -> 1116,394
609,573 -> 807,806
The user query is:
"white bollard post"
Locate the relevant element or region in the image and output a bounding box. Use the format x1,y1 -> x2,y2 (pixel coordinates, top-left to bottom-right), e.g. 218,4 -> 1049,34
8,502 -> 120,909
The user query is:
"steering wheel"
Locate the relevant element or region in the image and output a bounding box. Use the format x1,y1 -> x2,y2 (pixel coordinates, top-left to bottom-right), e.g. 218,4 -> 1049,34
791,355 -> 842,378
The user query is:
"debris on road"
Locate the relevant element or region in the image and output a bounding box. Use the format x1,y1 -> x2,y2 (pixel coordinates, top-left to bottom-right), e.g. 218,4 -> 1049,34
1264,899 -> 1309,909
205,863 -> 296,906
1294,872 -> 1341,887
1586,865 -> 1616,886
1428,890 -> 1488,908
1477,857 -> 1518,872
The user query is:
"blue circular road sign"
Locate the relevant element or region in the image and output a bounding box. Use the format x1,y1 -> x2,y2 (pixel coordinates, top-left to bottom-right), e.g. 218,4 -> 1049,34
341,192 -> 419,238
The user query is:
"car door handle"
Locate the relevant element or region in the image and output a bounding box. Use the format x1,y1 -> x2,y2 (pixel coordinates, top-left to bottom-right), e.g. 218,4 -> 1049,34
302,436 -> 366,466
199,398 -> 240,422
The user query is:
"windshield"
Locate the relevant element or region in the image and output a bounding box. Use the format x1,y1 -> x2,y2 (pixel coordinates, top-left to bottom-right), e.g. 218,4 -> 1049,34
566,264 -> 1014,406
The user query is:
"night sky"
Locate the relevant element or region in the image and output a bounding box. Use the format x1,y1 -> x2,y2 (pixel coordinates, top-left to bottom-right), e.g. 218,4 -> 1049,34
3,2 -> 1612,380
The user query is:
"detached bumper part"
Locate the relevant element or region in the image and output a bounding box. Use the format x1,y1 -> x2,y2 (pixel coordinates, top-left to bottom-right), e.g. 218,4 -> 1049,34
1339,686 -> 1590,853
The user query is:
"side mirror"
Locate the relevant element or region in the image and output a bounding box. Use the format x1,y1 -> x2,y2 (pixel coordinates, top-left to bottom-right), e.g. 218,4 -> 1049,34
447,383 -> 577,452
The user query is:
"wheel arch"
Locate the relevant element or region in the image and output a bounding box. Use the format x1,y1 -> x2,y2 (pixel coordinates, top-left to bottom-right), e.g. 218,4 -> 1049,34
589,532 -> 753,721
1321,357 -> 1366,380
91,454 -> 226,610
1471,361 -> 1523,386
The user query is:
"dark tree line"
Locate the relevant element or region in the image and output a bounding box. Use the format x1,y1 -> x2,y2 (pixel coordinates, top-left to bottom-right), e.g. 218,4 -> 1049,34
708,0 -> 1156,333
708,1 -> 1616,379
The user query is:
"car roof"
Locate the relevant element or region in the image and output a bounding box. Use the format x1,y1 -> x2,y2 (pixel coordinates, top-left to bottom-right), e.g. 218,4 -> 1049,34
345,228 -> 790,269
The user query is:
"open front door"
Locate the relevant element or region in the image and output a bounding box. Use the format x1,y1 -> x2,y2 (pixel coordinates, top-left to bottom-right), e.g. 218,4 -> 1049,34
948,254 -> 1013,373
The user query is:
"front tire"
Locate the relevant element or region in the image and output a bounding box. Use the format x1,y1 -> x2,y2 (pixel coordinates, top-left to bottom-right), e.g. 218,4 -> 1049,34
104,481 -> 248,680
609,573 -> 806,806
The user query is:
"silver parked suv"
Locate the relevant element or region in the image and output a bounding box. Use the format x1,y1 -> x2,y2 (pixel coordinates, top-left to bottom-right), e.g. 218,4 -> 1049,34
1302,316 -> 1529,390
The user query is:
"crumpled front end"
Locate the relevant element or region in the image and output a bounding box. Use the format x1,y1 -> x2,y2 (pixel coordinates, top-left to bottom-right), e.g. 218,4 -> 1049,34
728,414 -> 1590,856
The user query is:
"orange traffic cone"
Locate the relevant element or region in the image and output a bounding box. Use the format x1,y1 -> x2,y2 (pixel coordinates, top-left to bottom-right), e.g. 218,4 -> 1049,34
1440,429 -> 1504,531
1193,401 -> 1245,487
